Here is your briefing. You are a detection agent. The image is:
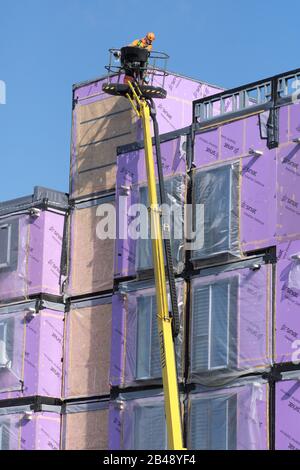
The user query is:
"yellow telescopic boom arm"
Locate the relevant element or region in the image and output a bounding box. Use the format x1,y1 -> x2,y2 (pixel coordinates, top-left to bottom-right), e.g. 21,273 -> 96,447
126,82 -> 185,450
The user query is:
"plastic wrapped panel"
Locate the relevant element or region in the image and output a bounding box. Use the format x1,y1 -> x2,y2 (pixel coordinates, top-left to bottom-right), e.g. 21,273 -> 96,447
0,410 -> 61,450
109,390 -> 169,450
187,380 -> 268,450
110,280 -> 185,388
189,262 -> 272,385
191,161 -> 241,266
63,296 -> 112,399
0,310 -> 25,393
115,174 -> 186,278
67,198 -> 115,297
0,302 -> 64,399
0,210 -> 65,303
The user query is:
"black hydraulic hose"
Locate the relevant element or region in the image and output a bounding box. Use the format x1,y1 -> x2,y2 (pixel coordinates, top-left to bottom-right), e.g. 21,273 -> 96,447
149,99 -> 181,338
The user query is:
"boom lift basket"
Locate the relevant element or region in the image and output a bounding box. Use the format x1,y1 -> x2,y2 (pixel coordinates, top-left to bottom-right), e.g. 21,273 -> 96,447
102,47 -> 169,98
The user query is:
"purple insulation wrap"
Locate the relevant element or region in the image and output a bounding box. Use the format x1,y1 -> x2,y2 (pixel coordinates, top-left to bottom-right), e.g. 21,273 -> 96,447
0,409 -> 61,450
277,142 -> 300,241
0,302 -> 64,399
275,378 -> 300,450
0,210 -> 65,303
275,240 -> 300,363
110,279 -> 185,388
192,104 -> 300,258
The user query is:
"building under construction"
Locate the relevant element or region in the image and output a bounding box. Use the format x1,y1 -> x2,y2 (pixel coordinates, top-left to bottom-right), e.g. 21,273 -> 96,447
0,50 -> 300,450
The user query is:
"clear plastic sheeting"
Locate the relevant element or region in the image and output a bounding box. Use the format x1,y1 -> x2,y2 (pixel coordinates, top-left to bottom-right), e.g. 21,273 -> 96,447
189,261 -> 272,386
0,308 -> 26,393
288,255 -> 300,291
111,279 -> 185,388
115,174 -> 187,279
0,413 -> 21,450
0,214 -> 29,303
0,209 -> 65,304
109,390 -> 168,450
187,379 -> 268,450
134,175 -> 186,275
191,161 -> 241,267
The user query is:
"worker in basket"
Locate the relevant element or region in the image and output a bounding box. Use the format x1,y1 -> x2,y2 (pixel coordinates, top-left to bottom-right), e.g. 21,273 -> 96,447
121,32 -> 156,84
131,32 -> 156,51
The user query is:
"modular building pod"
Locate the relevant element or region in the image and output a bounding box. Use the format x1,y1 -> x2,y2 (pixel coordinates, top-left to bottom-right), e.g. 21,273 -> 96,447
61,399 -> 109,450
191,68 -> 300,267
0,403 -> 61,450
66,195 -> 115,297
186,378 -> 269,450
109,378 -> 268,450
0,300 -> 64,400
188,256 -> 273,385
71,72 -> 222,200
63,295 -> 112,399
110,279 -> 185,388
114,131 -> 188,279
109,389 -> 179,450
0,187 -> 68,304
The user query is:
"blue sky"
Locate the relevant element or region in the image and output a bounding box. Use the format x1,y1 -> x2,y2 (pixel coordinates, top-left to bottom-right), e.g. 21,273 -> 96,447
0,0 -> 299,201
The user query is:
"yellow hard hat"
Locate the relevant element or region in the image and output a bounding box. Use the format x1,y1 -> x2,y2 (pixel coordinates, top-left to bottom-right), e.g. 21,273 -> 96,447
146,32 -> 156,42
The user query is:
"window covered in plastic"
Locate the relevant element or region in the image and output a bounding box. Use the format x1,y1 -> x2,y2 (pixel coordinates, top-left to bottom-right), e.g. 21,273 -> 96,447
133,403 -> 167,450
0,310 -> 26,393
0,420 -> 10,450
136,295 -> 161,379
191,162 -> 240,262
0,220 -> 18,271
136,175 -> 185,274
191,277 -> 238,372
0,320 -> 13,370
189,394 -> 237,450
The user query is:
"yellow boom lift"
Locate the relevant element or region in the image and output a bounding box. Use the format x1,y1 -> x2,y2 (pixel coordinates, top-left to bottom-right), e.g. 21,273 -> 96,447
103,47 -> 185,450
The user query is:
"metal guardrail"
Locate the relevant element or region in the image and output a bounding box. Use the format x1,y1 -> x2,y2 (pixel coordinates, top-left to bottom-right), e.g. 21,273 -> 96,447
194,68 -> 300,124
104,49 -> 170,88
